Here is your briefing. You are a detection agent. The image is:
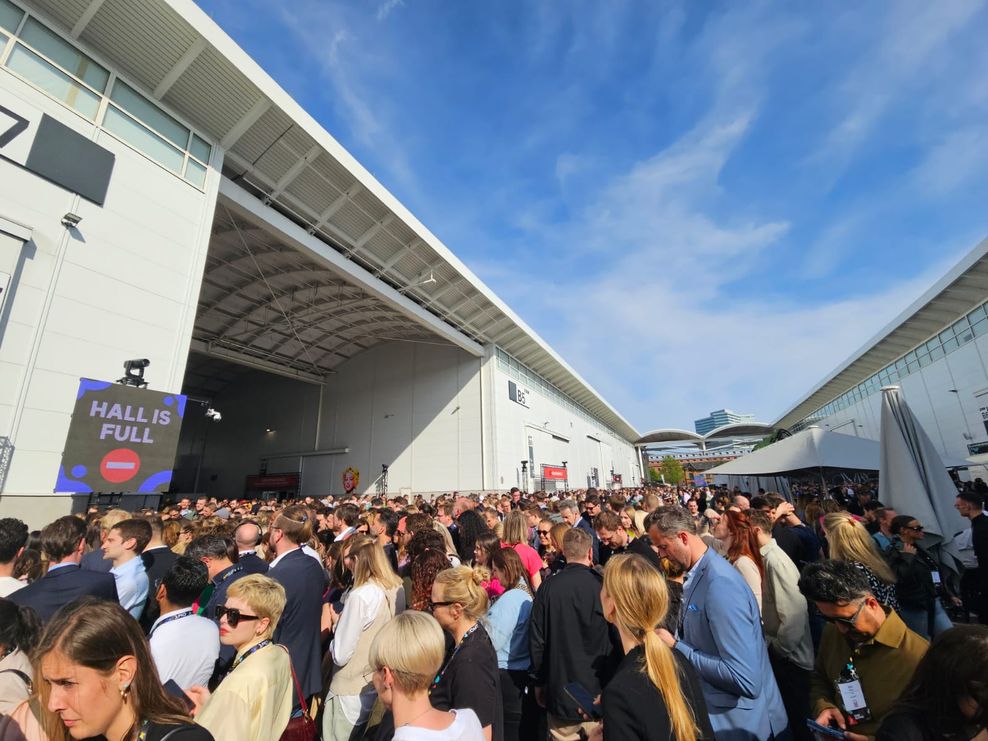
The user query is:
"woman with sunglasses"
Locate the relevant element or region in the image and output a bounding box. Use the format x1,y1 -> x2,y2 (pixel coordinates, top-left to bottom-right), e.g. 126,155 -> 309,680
430,566 -> 502,741
187,574 -> 293,741
887,515 -> 955,639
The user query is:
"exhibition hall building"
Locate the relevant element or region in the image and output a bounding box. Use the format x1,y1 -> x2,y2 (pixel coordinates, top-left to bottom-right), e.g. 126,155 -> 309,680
0,0 -> 641,522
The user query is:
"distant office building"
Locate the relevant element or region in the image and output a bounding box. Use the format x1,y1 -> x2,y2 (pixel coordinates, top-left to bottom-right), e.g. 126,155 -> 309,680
694,409 -> 756,435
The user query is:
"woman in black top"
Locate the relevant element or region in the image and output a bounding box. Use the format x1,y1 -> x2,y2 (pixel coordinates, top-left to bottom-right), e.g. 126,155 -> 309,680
33,598 -> 213,741
877,624 -> 988,741
592,554 -> 713,741
429,566 -> 502,741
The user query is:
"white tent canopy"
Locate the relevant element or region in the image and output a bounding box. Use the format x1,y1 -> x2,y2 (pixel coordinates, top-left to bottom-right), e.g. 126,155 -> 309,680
705,426 -> 881,476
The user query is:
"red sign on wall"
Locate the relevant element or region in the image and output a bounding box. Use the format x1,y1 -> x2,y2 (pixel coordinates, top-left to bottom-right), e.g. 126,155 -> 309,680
542,465 -> 568,480
245,473 -> 300,492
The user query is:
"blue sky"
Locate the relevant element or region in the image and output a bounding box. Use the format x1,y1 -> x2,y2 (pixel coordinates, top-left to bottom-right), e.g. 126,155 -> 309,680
199,0 -> 988,432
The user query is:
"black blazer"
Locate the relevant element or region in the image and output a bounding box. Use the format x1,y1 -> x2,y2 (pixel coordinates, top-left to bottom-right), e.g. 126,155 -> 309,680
529,563 -> 619,722
140,546 -> 178,632
269,548 -> 324,700
237,552 -> 270,576
10,564 -> 118,622
602,645 -> 715,740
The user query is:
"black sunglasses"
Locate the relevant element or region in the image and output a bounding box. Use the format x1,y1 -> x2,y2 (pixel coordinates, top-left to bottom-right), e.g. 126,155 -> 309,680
903,524 -> 924,532
538,530 -> 552,536
215,605 -> 261,628
822,599 -> 867,628
429,600 -> 457,611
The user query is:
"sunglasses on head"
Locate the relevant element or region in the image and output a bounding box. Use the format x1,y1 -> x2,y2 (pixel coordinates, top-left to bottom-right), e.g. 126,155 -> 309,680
215,605 -> 261,628
429,600 -> 457,611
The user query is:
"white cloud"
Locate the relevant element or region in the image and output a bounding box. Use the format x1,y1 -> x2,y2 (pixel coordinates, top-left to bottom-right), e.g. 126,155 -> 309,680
376,0 -> 404,22
503,105 -> 964,432
807,0 -> 983,185
910,127 -> 988,196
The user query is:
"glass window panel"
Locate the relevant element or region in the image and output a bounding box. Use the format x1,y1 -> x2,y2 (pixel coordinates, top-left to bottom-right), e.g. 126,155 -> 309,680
958,326 -> 974,344
939,328 -> 955,343
895,358 -> 907,371
103,106 -> 184,172
0,30 -> 8,49
970,304 -> 987,321
906,360 -> 918,373
7,45 -> 100,118
184,158 -> 206,187
943,337 -> 959,353
973,317 -> 988,338
917,353 -> 931,368
904,351 -> 917,364
20,18 -> 107,91
925,338 -> 940,353
929,345 -> 945,361
189,134 -> 210,163
0,0 -> 22,34
110,81 -> 188,148
952,317 -> 970,334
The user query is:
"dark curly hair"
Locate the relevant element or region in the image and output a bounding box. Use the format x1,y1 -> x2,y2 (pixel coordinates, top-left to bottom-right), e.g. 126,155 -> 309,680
410,548 -> 452,611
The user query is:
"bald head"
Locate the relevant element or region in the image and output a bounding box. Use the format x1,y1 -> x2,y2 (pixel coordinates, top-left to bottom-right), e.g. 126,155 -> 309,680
234,521 -> 262,549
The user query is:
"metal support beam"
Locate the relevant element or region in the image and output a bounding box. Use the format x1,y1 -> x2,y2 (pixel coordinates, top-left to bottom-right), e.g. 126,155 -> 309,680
220,99 -> 271,149
71,0 -> 105,38
153,37 -> 207,98
269,144 -> 322,199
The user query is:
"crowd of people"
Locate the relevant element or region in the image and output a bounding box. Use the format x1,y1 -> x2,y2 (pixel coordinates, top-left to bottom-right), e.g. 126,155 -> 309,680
0,480 -> 986,741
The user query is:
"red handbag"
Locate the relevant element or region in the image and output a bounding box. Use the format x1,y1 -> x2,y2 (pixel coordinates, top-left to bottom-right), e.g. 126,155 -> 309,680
279,648 -> 316,741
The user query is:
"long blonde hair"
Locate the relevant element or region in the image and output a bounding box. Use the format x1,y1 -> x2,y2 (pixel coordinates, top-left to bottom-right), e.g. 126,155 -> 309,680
603,554 -> 699,741
348,535 -> 402,591
823,512 -> 896,583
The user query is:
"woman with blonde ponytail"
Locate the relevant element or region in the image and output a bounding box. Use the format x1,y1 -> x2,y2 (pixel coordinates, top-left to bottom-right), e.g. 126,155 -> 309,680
595,554 -> 714,741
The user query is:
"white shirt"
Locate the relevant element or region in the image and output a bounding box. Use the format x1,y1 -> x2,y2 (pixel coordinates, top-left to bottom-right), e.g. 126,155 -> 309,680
393,709 -> 485,741
0,575 -> 24,598
334,526 -> 356,542
149,608 -> 220,689
328,583 -> 387,724
110,556 -> 149,620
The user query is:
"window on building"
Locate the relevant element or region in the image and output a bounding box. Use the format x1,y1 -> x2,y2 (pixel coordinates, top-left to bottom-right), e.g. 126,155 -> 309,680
5,17 -> 108,119
0,0 -> 22,48
103,80 -> 211,186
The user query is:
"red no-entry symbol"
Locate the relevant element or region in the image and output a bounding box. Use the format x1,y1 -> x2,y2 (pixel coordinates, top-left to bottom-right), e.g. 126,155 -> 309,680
100,448 -> 141,483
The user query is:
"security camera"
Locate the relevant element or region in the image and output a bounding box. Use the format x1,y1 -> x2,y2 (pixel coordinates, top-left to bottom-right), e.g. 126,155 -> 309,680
61,213 -> 82,228
124,359 -> 150,371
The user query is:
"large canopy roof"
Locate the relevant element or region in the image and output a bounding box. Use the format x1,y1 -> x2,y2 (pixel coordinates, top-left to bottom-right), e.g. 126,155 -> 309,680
635,422 -> 775,447
775,237 -> 988,430
21,0 -> 640,442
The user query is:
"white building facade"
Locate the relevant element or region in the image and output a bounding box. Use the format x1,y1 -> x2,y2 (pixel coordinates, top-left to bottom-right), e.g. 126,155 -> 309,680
776,238 -> 988,477
0,0 -> 638,524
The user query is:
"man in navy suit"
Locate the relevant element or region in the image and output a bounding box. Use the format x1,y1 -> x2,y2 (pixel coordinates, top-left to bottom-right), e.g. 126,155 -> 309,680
233,521 -> 269,576
11,516 -> 118,622
648,507 -> 790,741
268,505 -> 325,703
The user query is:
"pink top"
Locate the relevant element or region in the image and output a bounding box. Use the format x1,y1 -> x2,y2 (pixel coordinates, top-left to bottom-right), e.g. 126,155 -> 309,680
504,542 -> 543,582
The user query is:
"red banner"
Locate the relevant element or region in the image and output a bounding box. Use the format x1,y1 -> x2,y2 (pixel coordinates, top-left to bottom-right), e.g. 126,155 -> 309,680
245,473 -> 300,492
542,465 -> 568,480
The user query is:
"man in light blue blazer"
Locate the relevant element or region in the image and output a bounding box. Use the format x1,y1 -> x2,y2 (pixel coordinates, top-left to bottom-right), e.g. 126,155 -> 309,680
647,507 -> 791,741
